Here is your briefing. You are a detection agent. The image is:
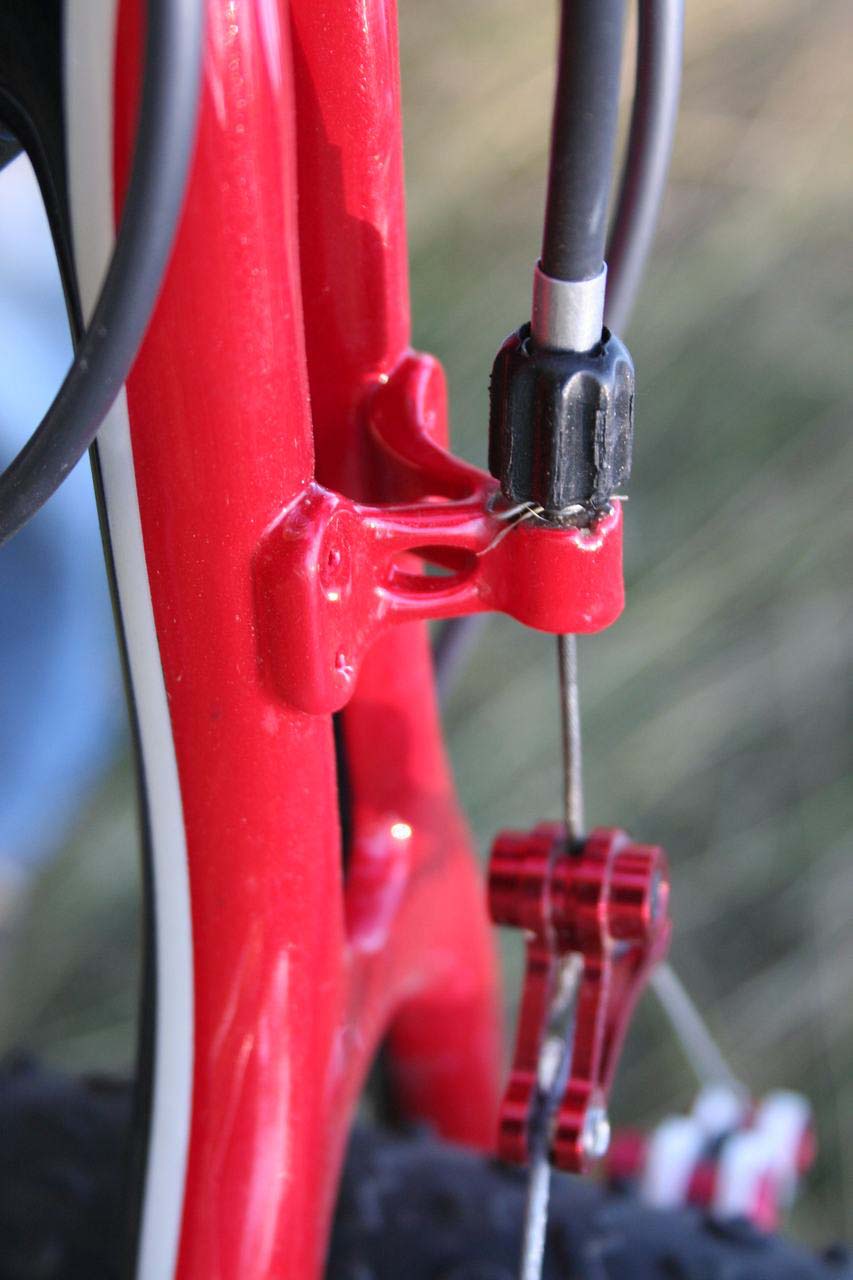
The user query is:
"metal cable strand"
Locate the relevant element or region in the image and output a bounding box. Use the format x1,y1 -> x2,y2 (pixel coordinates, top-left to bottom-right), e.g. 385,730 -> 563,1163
651,961 -> 741,1090
518,635 -> 586,1280
0,0 -> 205,546
557,633 -> 584,840
436,7 -> 689,1275
519,1144 -> 553,1280
516,10 -> 626,1265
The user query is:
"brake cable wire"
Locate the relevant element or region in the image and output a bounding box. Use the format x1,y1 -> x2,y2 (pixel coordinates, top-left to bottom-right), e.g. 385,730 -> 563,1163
433,0 -> 685,699
436,0 -> 726,1125
651,961 -> 741,1090
534,0 -> 734,1159
513,1 -> 734,1260
516,633 -> 586,1280
517,1 -> 630,1270
0,0 -> 204,548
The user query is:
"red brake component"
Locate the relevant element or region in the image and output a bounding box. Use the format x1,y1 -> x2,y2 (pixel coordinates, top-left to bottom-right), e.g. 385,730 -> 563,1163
255,354 -> 624,714
489,824 -> 671,1172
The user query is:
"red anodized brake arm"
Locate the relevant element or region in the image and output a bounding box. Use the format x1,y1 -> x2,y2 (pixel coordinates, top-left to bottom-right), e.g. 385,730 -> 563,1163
490,825 -> 672,1172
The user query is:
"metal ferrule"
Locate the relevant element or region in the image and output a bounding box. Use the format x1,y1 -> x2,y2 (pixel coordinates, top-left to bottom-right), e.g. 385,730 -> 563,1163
531,261 -> 607,354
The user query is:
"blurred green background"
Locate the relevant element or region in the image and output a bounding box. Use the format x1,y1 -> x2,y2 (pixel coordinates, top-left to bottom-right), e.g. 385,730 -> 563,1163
402,0 -> 852,1242
1,0 -> 850,1247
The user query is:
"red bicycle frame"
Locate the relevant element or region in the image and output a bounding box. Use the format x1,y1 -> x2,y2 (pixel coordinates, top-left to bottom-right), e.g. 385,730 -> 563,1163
65,2 -> 623,1276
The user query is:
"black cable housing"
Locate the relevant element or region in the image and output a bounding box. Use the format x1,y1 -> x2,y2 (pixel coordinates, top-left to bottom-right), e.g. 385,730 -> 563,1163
540,0 -> 628,283
605,0 -> 684,333
0,0 -> 204,548
436,0 -> 684,693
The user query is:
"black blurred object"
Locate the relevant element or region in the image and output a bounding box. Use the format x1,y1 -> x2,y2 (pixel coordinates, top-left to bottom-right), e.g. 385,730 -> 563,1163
0,1058 -> 130,1280
489,323 -> 634,517
330,1125 -> 851,1279
1,1062 -> 850,1280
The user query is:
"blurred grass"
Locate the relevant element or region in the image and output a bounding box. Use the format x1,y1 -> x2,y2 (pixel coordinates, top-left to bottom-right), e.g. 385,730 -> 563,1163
0,0 -> 850,1247
0,761 -> 139,1071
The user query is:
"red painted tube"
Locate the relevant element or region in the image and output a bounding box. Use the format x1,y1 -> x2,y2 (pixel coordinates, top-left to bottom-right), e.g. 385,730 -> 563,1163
112,1 -> 504,1275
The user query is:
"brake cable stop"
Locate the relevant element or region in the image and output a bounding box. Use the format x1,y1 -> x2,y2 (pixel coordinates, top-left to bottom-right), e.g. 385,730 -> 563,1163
488,315 -> 635,523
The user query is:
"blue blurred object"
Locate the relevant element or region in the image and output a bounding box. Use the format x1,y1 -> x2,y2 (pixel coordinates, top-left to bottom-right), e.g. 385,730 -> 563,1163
0,156 -> 124,876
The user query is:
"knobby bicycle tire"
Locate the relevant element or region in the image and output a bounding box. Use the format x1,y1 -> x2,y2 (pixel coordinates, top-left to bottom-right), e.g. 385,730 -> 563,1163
1,1063 -> 849,1280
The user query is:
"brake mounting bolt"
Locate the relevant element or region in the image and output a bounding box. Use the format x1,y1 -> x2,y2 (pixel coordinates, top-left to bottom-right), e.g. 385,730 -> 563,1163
581,1105 -> 612,1160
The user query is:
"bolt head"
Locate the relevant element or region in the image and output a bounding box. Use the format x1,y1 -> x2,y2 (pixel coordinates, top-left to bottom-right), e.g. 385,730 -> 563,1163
581,1105 -> 611,1160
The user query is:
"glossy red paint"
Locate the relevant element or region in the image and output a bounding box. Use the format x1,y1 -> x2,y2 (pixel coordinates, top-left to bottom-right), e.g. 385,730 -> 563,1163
114,3 -> 342,1275
489,824 -> 671,1172
290,0 -> 505,1152
112,0 -> 504,1276
113,0 -> 625,1275
256,351 -> 623,715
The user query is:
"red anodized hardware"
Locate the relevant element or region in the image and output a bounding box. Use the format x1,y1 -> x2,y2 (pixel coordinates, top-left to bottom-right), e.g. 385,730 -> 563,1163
489,824 -> 672,1172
